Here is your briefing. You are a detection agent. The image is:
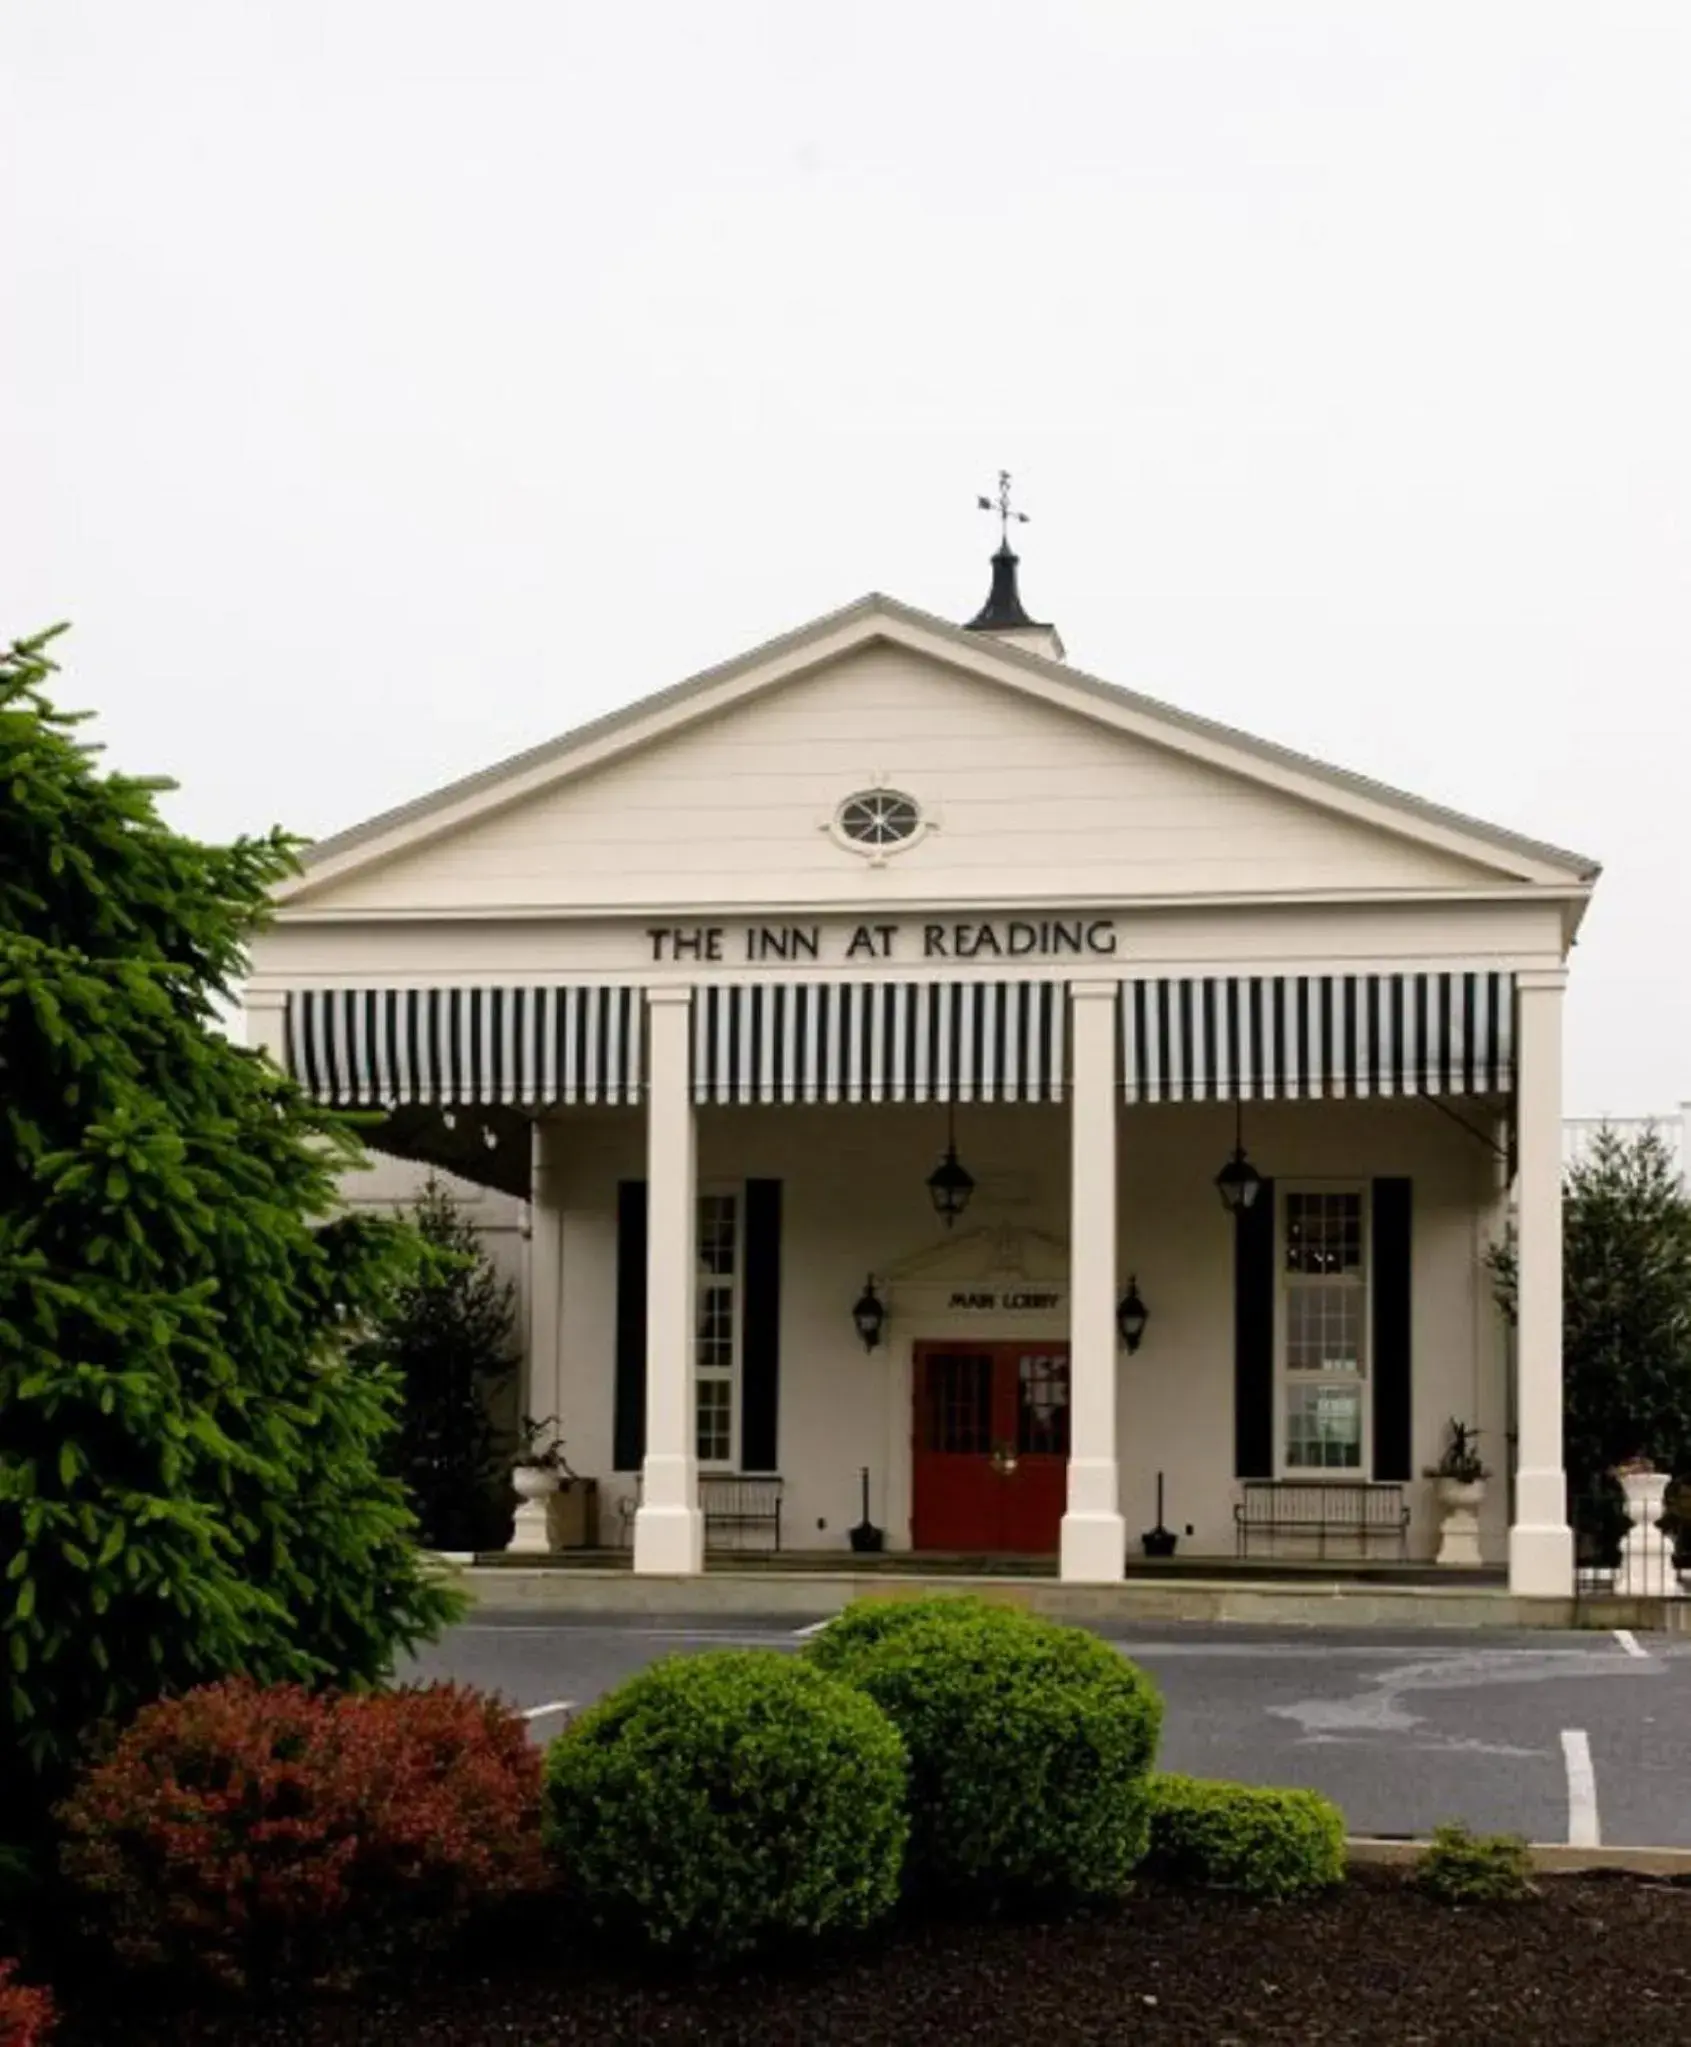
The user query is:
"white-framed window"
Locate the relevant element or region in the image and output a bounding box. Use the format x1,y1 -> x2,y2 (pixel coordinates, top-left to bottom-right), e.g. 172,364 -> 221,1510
695,1189 -> 741,1468
829,787 -> 926,860
1278,1186 -> 1369,1475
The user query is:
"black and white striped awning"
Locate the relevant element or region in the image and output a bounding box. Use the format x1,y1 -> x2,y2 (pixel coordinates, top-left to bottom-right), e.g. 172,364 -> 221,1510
284,987 -> 643,1106
692,981 -> 1067,1105
1119,972 -> 1514,1102
282,971 -> 1517,1111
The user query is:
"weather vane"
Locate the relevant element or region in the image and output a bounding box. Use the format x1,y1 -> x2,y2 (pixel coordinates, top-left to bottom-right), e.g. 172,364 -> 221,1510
977,470 -> 1029,550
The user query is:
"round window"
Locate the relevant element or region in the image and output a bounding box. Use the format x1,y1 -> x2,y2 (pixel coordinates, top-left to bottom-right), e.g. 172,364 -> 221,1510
836,789 -> 922,851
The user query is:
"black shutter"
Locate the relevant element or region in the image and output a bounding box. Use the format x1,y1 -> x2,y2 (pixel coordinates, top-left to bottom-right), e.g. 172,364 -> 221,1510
612,1180 -> 648,1472
741,1179 -> 782,1473
1234,1179 -> 1276,1478
1372,1178 -> 1412,1480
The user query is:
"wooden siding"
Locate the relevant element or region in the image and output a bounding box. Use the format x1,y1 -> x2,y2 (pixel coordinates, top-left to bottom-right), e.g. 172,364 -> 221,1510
299,645 -> 1499,916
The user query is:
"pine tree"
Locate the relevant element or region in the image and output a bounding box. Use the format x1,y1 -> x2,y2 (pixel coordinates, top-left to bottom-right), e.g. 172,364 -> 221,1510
1560,1124 -> 1691,1488
377,1174 -> 519,1552
0,627 -> 458,1823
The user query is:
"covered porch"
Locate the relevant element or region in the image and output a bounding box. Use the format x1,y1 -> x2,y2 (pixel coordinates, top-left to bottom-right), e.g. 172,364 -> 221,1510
257,965 -> 1575,1595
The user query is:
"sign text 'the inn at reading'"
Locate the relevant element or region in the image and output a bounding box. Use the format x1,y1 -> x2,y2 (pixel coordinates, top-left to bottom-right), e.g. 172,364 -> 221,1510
644,918 -> 1120,965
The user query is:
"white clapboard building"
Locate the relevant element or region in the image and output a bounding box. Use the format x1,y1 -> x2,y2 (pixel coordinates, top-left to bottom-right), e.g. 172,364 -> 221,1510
246,537 -> 1598,1594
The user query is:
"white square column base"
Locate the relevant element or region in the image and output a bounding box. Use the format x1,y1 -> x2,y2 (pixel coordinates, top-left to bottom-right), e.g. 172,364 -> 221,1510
1508,1468 -> 1573,1597
633,1503 -> 704,1576
1507,1524 -> 1573,1597
1060,1507 -> 1128,1584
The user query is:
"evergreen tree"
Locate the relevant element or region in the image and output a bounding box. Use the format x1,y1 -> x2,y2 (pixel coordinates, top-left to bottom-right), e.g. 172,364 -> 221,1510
1560,1124 -> 1691,1487
378,1174 -> 518,1552
0,627 -> 458,1823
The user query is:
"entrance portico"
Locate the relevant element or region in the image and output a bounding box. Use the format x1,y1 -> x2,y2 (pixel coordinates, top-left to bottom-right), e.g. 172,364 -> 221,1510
246,564 -> 1597,1597
255,955 -> 1569,1591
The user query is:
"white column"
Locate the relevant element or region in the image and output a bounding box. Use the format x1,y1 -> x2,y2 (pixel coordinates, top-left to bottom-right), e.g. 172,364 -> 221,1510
633,987 -> 704,1575
1508,968 -> 1573,1597
1061,981 -> 1126,1582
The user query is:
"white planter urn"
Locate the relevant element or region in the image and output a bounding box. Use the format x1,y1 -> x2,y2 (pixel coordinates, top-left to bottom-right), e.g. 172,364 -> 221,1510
1434,1476 -> 1486,1568
507,1464 -> 562,1555
1614,1470 -> 1676,1597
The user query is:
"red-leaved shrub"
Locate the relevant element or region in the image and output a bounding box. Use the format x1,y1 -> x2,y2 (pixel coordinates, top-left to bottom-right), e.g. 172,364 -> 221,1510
57,1680 -> 545,1992
0,1960 -> 55,2047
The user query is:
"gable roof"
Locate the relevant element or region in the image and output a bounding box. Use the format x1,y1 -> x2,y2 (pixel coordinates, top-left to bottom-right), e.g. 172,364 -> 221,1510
279,592 -> 1600,904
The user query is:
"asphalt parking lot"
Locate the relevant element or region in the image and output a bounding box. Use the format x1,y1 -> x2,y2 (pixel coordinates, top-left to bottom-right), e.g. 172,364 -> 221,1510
402,1613 -> 1691,1849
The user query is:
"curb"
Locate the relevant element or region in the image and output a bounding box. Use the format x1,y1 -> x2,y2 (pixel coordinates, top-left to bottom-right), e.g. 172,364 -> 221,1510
1349,1836 -> 1691,1877
448,1565 -> 1588,1630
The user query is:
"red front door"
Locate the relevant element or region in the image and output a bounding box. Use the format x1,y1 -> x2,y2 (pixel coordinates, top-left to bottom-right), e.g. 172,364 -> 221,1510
911,1342 -> 1070,1554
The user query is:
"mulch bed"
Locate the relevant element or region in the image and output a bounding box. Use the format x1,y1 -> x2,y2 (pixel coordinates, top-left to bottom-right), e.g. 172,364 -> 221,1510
53,1867 -> 1691,2047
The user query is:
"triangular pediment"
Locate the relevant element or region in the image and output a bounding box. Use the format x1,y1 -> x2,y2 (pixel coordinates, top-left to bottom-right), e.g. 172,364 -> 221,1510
275,596 -> 1596,920
885,1224 -> 1070,1295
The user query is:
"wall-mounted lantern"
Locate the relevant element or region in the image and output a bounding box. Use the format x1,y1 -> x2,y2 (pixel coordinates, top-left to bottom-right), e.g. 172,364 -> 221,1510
1115,1275 -> 1150,1353
851,1275 -> 887,1352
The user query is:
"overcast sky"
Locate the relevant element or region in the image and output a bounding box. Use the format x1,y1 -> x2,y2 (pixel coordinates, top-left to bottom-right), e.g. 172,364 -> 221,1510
4,4 -> 1686,1116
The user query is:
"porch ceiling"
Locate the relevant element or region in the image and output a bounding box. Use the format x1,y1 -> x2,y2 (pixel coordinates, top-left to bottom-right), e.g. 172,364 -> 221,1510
358,1103 -> 532,1200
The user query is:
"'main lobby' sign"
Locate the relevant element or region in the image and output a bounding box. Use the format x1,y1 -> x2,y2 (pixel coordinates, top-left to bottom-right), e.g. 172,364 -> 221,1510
945,1287 -> 1065,1312
646,918 -> 1120,964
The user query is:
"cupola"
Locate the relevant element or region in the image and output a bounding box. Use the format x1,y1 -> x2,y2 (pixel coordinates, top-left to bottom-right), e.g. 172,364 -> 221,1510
964,470 -> 1065,660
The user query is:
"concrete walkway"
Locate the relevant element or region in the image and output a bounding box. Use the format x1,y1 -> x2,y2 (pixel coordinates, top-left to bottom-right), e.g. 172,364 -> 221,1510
442,1560 -> 1689,1632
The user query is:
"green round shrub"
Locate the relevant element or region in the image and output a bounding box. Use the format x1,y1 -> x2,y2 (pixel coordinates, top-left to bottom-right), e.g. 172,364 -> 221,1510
808,1600 -> 1162,1904
1412,1822 -> 1536,1904
542,1650 -> 907,1959
1146,1775 -> 1346,1898
807,1593 -> 1001,1661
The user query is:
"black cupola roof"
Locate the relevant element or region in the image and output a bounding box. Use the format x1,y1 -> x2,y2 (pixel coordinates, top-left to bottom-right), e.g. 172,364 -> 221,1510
965,543 -> 1046,633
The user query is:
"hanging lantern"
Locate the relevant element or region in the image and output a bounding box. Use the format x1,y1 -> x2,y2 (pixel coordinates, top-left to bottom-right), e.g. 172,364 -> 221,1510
1215,1101 -> 1263,1217
926,1105 -> 975,1228
1116,1275 -> 1150,1353
851,1275 -> 887,1352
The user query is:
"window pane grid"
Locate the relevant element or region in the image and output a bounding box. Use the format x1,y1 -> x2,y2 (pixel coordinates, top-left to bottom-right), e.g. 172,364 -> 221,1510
1285,1384 -> 1362,1469
922,1354 -> 992,1454
698,1195 -> 737,1276
1285,1192 -> 1362,1276
694,1193 -> 738,1465
696,1379 -> 733,1463
1281,1191 -> 1367,1473
1286,1287 -> 1363,1374
1016,1353 -> 1070,1456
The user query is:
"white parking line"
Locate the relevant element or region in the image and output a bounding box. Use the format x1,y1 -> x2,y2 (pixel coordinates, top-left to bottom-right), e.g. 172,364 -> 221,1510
521,1699 -> 576,1723
790,1618 -> 834,1638
1561,1728 -> 1600,1846
1614,1629 -> 1649,1660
